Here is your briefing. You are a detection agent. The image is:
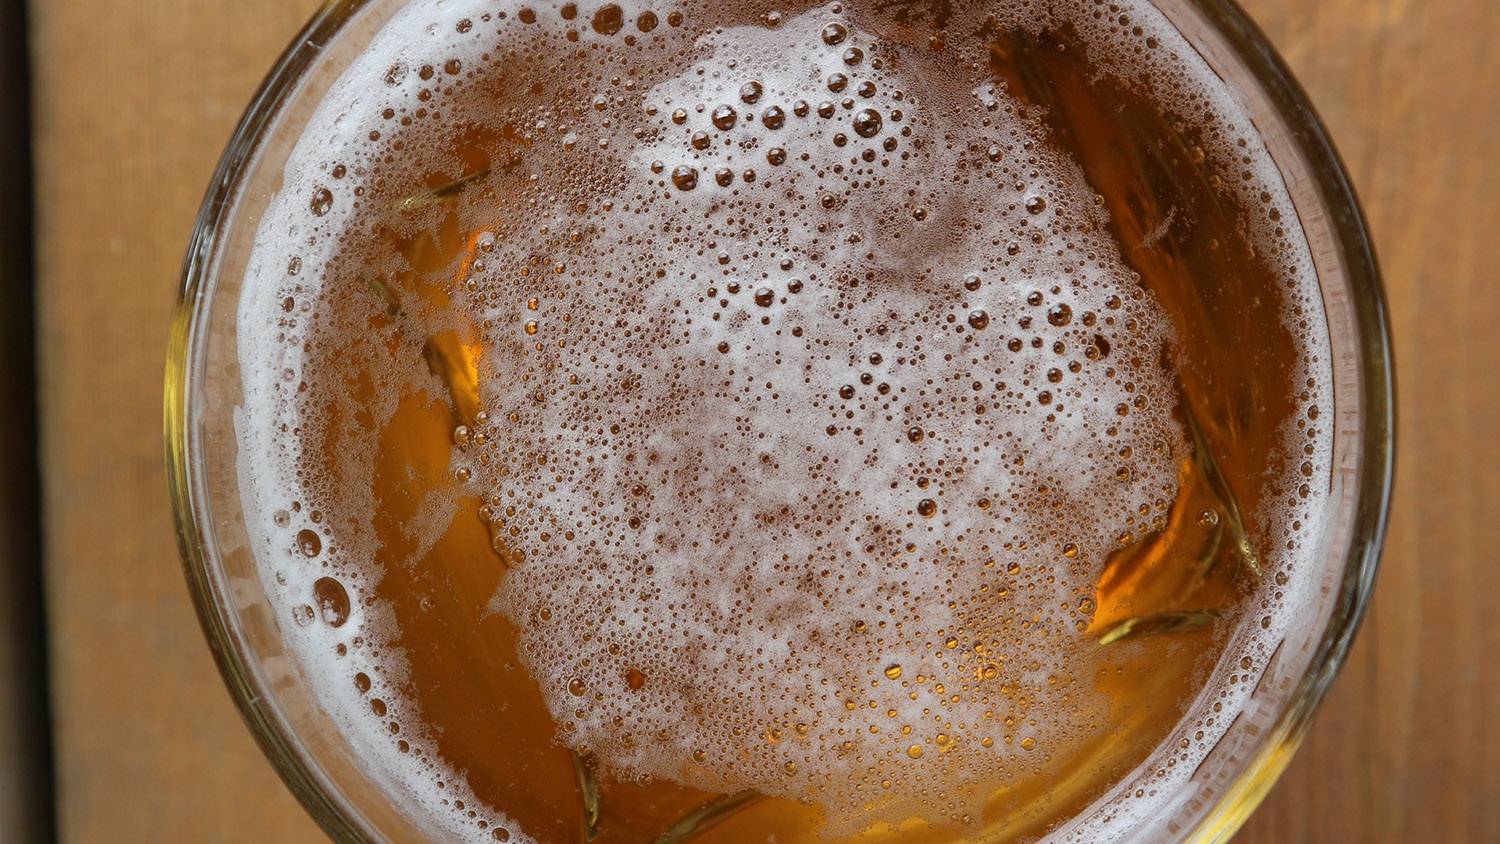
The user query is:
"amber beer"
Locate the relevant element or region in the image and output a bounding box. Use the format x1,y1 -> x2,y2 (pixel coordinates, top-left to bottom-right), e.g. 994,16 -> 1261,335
234,1 -> 1333,842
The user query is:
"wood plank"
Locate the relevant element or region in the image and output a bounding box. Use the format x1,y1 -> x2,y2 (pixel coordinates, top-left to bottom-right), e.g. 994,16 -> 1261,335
32,0 -> 330,841
0,0 -> 49,840
33,0 -> 1493,841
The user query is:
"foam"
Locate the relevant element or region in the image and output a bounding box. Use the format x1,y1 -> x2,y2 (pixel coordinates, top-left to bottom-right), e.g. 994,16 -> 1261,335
462,7 -> 1186,831
233,1 -> 1334,841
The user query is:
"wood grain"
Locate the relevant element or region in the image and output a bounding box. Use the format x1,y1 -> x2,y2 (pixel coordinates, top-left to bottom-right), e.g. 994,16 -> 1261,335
32,1 -> 332,841
30,0 -> 1496,842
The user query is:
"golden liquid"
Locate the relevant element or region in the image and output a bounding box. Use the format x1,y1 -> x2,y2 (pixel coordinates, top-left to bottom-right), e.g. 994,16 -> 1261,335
280,12 -> 1308,844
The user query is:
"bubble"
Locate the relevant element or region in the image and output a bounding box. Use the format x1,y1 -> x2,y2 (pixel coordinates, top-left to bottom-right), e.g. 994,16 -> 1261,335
766,147 -> 787,165
821,22 -> 848,45
314,576 -> 352,627
1048,304 -> 1073,327
852,108 -> 882,137
591,4 -> 624,35
761,105 -> 786,130
754,287 -> 776,307
636,11 -> 658,32
671,165 -> 699,190
711,104 -> 738,130
967,310 -> 990,329
297,529 -> 322,558
309,187 -> 333,217
1026,195 -> 1048,214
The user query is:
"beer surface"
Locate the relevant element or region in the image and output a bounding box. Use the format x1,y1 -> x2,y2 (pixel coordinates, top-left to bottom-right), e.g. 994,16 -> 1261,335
235,1 -> 1333,842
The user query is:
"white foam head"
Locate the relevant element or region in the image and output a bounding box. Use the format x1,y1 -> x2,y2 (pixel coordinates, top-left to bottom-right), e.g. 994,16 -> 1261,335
234,1 -> 1334,841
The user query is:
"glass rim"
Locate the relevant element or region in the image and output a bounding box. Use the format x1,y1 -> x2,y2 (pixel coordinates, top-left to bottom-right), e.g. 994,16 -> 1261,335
164,1 -> 1395,842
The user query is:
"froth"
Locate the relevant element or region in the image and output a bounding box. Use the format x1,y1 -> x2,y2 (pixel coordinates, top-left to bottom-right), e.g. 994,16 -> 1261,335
234,0 -> 1335,841
462,7 -> 1183,832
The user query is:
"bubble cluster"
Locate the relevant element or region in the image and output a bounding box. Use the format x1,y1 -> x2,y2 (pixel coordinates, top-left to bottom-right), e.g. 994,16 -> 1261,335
233,1 -> 1335,842
442,11 -> 1184,828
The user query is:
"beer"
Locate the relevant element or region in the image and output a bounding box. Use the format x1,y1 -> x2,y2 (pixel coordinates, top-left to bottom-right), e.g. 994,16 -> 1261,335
234,1 -> 1331,841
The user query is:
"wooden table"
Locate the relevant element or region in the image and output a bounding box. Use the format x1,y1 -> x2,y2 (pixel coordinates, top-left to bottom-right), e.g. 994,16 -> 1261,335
31,0 -> 1498,841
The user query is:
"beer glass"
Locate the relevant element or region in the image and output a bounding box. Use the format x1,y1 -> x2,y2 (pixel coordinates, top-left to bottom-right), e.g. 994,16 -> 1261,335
166,1 -> 1393,841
